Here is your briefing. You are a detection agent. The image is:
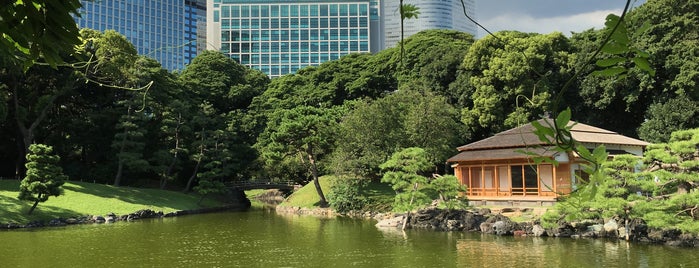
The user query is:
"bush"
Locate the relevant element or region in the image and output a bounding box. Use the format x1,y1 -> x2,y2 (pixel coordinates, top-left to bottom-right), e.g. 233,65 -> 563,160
328,178 -> 367,213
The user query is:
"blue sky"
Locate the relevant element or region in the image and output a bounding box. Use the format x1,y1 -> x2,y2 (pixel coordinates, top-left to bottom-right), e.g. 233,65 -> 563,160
474,0 -> 647,37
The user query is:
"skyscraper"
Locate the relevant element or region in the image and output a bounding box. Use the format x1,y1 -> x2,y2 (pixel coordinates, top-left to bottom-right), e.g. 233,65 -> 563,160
75,0 -> 206,71
380,0 -> 476,50
206,0 -> 476,77
207,0 -> 372,77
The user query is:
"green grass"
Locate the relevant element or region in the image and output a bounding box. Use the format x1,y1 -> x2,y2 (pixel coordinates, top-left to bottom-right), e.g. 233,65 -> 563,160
279,176 -> 395,211
244,189 -> 267,198
0,179 -> 224,224
279,176 -> 335,208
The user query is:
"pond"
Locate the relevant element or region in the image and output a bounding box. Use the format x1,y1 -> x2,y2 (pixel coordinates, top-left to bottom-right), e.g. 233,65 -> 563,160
0,206 -> 696,267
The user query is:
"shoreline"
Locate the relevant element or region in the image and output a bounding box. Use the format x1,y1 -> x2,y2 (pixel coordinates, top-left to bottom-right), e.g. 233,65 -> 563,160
274,204 -> 699,248
0,204 -> 250,230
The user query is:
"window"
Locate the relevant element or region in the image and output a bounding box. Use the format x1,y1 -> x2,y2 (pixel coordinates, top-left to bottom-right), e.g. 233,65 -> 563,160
524,166 -> 538,193
498,166 -> 509,192
540,165 -> 554,192
511,166 -> 523,193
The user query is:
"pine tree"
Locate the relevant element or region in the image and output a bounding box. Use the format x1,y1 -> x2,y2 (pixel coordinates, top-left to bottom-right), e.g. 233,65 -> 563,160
18,144 -> 68,215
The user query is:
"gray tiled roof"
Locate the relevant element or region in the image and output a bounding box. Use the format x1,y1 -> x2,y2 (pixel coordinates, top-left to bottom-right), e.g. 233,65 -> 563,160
448,119 -> 649,162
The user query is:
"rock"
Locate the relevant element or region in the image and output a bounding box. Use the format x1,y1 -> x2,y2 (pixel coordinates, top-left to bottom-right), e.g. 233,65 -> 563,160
7,222 -> 21,229
513,230 -> 526,236
480,222 -> 493,234
445,220 -> 461,231
458,213 -> 480,231
492,220 -> 514,236
65,218 -> 79,224
376,216 -> 404,228
48,219 -> 65,226
93,215 -> 105,223
603,219 -> 618,237
476,208 -> 491,215
548,222 -> 575,237
618,227 -> 628,239
532,224 -> 546,237
163,211 -> 178,217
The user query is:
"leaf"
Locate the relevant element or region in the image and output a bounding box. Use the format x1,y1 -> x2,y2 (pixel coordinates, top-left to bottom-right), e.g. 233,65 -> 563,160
555,108 -> 571,130
601,42 -> 629,55
596,57 -> 626,67
592,66 -> 627,77
632,56 -> 656,76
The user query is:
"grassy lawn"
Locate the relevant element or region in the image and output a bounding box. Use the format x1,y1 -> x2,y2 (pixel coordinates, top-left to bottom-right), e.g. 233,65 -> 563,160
0,179 -> 224,224
279,176 -> 335,208
279,176 -> 395,212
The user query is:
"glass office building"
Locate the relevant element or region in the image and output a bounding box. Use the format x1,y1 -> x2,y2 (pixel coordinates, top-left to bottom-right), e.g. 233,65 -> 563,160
75,0 -> 206,71
380,0 -> 476,49
208,0 -> 372,77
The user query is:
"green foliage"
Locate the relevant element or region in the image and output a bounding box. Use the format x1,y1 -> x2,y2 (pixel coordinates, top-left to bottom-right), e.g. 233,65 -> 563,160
18,144 -> 67,214
458,31 -> 574,135
332,90 -> 466,178
380,148 -> 433,212
544,128 -> 699,233
0,0 -> 83,70
429,175 -> 468,210
193,179 -> 226,204
593,14 -> 655,78
638,96 -> 699,143
327,177 -> 368,213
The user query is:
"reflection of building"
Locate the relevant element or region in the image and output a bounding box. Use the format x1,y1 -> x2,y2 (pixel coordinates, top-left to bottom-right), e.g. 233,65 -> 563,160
207,0 -> 477,77
186,0 -> 208,61
207,0 -> 372,77
447,119 -> 649,206
380,0 -> 476,49
75,0 -> 206,71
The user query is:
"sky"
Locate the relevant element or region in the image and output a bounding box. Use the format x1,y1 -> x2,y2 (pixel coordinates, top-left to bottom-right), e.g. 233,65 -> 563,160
474,0 -> 647,37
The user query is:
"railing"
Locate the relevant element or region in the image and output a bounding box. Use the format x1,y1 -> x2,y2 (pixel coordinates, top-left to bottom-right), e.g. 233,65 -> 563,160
225,180 -> 298,190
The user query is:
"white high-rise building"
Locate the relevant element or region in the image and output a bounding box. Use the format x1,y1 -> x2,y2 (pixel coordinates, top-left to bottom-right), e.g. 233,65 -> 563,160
380,0 -> 476,49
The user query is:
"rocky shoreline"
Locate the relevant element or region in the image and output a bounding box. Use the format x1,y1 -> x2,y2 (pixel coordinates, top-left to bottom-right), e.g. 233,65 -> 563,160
275,204 -> 698,248
1,205 -> 247,230
375,207 -> 698,248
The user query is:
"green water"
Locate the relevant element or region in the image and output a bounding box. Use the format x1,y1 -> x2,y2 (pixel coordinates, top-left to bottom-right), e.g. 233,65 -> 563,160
0,207 -> 696,267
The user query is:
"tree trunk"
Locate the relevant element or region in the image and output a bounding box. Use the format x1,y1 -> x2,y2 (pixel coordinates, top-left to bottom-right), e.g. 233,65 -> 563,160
307,146 -> 328,207
185,130 -> 206,193
184,157 -> 202,193
402,182 -> 419,230
27,193 -> 41,215
161,113 -> 183,189
114,106 -> 132,186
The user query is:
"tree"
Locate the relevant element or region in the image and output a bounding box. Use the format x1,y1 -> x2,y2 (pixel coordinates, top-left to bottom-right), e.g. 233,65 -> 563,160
331,90 -> 466,178
18,144 -> 67,215
398,2 -> 420,70
638,96 -> 699,143
380,147 -> 432,212
112,94 -> 150,186
430,174 -> 467,210
259,106 -> 341,207
458,31 -> 575,137
571,0 -> 699,137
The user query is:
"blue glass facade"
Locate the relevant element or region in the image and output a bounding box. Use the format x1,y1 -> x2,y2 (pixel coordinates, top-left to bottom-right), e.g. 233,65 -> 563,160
209,0 -> 371,77
75,0 -> 205,71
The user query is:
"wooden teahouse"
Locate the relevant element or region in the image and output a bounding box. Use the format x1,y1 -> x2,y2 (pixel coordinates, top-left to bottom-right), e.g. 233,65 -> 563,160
447,119 -> 649,206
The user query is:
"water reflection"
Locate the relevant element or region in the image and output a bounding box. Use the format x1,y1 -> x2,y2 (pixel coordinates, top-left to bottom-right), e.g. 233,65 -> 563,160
0,208 -> 697,267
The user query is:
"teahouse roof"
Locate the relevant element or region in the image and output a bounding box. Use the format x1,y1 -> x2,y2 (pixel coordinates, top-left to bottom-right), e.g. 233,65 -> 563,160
447,119 -> 649,162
